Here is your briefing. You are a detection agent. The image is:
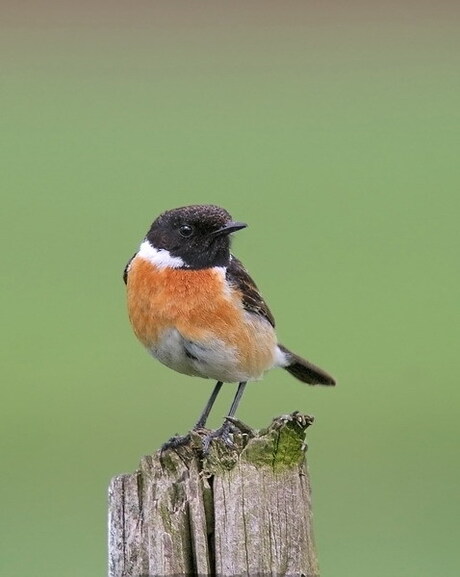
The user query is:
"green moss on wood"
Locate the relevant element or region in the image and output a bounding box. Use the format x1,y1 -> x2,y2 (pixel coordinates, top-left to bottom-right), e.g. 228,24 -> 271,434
203,413 -> 313,474
242,417 -> 308,471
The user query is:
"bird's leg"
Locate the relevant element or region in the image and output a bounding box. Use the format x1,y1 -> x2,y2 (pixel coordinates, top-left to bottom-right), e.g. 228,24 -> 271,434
161,381 -> 223,451
227,381 -> 247,419
203,381 -> 247,453
194,381 -> 223,429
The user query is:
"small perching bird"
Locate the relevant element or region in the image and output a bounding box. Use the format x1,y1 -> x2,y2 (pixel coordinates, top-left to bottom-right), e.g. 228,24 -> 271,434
124,204 -> 335,446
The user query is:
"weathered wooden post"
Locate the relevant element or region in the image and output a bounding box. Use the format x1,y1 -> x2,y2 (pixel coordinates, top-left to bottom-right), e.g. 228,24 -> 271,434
108,412 -> 320,576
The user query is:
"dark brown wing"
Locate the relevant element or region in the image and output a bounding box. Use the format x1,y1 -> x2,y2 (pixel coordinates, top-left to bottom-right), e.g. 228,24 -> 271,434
226,255 -> 275,328
123,254 -> 136,285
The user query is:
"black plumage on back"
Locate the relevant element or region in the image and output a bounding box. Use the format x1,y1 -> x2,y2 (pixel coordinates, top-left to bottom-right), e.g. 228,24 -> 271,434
226,256 -> 335,386
226,255 -> 275,328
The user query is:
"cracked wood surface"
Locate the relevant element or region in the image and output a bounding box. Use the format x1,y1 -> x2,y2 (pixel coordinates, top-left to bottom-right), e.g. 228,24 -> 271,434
108,412 -> 319,577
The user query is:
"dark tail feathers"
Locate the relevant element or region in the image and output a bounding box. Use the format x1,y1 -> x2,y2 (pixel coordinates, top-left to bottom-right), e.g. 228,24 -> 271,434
279,344 -> 336,386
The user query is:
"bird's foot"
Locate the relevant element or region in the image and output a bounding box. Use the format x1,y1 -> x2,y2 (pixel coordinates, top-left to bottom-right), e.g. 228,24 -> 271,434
224,416 -> 257,439
201,416 -> 256,455
161,432 -> 191,451
202,421 -> 236,454
161,417 -> 256,455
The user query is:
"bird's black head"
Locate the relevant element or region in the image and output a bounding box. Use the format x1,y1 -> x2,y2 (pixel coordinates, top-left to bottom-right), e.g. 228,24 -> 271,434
145,205 -> 247,269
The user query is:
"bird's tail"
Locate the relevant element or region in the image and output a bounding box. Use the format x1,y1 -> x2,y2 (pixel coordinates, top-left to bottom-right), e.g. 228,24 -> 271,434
278,344 -> 336,386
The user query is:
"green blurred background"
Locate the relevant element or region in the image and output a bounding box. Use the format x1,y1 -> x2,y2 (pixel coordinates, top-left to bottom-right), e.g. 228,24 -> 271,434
1,2 -> 459,575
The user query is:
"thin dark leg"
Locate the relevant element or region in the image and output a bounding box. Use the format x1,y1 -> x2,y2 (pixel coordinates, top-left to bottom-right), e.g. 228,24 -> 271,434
227,381 -> 247,419
202,381 -> 248,453
195,381 -> 223,429
162,381 -> 225,451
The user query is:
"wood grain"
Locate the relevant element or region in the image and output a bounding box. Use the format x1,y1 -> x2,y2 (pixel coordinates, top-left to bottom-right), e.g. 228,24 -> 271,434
108,412 -> 319,577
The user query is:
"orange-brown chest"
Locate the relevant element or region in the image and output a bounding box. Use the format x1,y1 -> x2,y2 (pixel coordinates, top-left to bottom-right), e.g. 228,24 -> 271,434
126,257 -> 241,347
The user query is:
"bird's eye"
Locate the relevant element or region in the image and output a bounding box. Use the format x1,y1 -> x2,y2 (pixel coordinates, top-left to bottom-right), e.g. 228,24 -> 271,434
179,224 -> 194,238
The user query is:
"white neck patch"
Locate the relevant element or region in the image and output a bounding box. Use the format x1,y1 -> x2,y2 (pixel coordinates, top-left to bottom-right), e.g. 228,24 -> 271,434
138,240 -> 186,269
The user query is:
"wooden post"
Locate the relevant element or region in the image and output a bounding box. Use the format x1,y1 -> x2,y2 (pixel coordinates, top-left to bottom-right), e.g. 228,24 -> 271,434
108,412 -> 320,576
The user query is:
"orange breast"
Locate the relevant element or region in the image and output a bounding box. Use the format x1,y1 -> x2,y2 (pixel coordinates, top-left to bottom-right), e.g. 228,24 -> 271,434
126,256 -> 277,379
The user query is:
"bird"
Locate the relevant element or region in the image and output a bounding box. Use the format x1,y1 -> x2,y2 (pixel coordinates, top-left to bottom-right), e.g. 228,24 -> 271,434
123,204 -> 335,447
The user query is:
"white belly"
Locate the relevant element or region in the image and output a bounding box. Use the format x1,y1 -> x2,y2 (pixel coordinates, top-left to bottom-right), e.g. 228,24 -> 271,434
148,327 -> 270,383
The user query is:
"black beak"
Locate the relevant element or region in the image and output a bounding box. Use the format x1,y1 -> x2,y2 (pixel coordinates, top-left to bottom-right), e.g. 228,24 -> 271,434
210,221 -> 247,237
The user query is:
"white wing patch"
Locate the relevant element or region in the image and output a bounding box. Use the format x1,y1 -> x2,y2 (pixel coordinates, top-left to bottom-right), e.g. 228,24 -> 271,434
274,345 -> 290,368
